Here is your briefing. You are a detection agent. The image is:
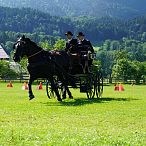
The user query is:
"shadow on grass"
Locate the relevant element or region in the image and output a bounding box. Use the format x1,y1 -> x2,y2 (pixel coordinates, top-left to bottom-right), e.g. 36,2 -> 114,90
41,97 -> 139,107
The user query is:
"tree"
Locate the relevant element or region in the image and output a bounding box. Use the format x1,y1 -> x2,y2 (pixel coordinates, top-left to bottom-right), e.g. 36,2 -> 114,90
19,58 -> 28,73
114,50 -> 129,61
110,40 -> 120,50
5,41 -> 14,54
131,61 -> 145,84
96,50 -> 114,77
102,40 -> 111,51
112,59 -> 145,83
141,32 -> 146,41
39,40 -> 52,50
53,39 -> 66,50
112,58 -> 133,82
0,60 -> 18,79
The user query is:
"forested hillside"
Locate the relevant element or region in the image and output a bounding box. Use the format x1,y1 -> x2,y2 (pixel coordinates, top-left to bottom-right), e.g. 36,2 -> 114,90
0,7 -> 73,37
0,0 -> 146,19
1,6 -> 146,43
0,6 -> 146,81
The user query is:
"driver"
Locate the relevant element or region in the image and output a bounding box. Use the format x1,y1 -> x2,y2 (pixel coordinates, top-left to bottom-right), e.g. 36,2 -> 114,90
64,31 -> 78,53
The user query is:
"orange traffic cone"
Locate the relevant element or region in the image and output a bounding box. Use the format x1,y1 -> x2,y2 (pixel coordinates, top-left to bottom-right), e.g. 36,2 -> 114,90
36,82 -> 43,90
114,83 -> 119,91
7,81 -> 13,88
119,84 -> 124,91
22,82 -> 28,90
39,82 -> 43,90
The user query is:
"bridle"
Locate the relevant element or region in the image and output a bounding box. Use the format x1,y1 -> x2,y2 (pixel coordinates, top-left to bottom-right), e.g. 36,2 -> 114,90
15,40 -> 43,59
28,50 -> 43,59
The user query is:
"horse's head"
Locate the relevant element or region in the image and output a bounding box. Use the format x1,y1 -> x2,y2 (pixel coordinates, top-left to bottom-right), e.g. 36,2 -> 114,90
13,35 -> 30,62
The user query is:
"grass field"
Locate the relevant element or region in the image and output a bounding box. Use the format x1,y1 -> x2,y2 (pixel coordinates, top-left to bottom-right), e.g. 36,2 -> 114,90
0,82 -> 146,146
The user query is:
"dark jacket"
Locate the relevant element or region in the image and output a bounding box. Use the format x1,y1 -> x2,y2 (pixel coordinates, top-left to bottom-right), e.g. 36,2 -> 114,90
78,39 -> 94,53
65,39 -> 78,53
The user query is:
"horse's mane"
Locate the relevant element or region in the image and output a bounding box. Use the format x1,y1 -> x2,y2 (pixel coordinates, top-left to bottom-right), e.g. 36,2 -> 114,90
24,38 -> 66,54
25,38 -> 43,50
25,38 -> 37,46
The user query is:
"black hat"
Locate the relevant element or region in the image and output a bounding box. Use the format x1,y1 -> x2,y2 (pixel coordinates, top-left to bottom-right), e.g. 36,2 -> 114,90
65,31 -> 73,36
77,32 -> 85,37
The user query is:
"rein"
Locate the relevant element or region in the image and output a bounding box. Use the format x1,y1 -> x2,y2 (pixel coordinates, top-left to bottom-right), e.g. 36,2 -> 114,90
28,50 -> 43,59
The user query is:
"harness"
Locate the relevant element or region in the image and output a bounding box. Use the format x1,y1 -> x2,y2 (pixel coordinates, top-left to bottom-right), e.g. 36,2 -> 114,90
28,50 -> 43,59
50,50 -> 61,56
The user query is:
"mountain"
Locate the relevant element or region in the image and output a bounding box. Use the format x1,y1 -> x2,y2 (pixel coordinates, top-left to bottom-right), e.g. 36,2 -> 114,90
0,6 -> 127,42
1,6 -> 146,42
1,6 -> 146,59
0,6 -> 76,36
0,0 -> 146,19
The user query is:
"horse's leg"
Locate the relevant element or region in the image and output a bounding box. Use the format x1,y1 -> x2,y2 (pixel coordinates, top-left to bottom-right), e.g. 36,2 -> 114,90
60,76 -> 73,99
50,78 -> 62,102
57,77 -> 73,99
62,83 -> 73,99
62,86 -> 66,99
28,76 -> 35,100
55,65 -> 73,100
65,86 -> 73,99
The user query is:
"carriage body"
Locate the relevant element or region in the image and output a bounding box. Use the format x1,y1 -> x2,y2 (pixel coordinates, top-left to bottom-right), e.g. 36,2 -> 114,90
46,50 -> 103,99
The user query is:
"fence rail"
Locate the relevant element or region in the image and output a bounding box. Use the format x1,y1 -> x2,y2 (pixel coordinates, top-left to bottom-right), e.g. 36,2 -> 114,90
0,75 -> 145,84
0,74 -> 29,82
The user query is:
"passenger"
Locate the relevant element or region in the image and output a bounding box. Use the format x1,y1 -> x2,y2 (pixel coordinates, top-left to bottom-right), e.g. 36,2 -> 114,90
77,32 -> 94,53
77,32 -> 95,73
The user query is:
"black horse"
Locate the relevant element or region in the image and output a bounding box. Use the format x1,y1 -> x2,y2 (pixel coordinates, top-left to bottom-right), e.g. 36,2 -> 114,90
13,35 -> 75,101
49,50 -> 79,99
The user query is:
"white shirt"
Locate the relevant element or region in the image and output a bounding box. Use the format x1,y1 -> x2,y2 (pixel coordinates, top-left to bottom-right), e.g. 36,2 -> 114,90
67,38 -> 72,43
78,39 -> 84,44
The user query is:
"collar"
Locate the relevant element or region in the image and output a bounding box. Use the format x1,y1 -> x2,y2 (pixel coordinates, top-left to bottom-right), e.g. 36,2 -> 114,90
68,38 -> 72,42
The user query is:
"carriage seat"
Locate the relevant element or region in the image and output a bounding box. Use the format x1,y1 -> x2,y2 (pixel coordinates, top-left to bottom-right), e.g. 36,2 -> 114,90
69,50 -> 94,74
50,50 -> 61,56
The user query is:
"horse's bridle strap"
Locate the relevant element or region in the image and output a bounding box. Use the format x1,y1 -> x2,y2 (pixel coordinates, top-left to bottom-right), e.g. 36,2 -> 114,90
28,50 -> 43,59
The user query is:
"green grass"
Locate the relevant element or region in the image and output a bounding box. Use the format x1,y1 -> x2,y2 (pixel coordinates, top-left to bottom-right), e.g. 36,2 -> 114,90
0,82 -> 146,145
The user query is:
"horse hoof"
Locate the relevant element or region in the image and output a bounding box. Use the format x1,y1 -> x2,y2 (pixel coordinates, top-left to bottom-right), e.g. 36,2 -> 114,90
57,98 -> 62,102
69,96 -> 73,99
62,96 -> 66,99
29,95 -> 35,100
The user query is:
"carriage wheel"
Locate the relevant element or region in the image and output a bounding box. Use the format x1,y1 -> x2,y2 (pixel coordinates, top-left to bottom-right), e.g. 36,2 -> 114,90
95,72 -> 103,98
86,74 -> 95,99
46,81 -> 53,98
46,78 -> 63,99
46,80 -> 55,98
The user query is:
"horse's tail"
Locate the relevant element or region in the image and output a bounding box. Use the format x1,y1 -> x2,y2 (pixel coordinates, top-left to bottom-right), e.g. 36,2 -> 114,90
64,73 -> 77,88
53,59 -> 77,88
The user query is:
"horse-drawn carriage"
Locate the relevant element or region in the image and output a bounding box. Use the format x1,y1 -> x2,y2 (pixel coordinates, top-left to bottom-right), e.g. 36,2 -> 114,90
13,35 -> 103,101
46,49 -> 103,99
